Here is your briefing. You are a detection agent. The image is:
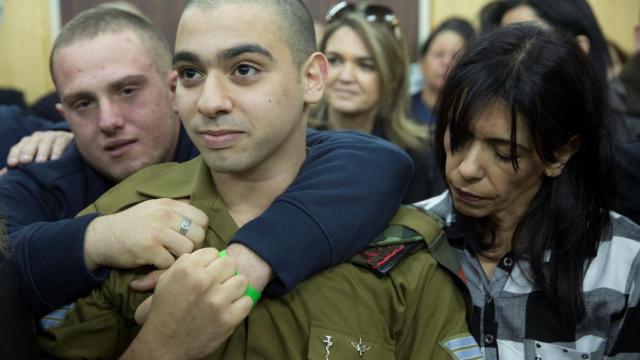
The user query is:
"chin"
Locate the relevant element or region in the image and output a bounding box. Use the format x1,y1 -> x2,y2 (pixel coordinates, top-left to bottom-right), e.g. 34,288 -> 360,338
452,199 -> 490,219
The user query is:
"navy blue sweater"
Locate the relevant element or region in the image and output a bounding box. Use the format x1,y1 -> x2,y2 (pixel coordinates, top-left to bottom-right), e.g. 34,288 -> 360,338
1,127 -> 412,316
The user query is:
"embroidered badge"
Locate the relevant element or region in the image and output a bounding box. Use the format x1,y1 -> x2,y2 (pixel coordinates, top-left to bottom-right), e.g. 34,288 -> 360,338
322,335 -> 333,360
440,334 -> 482,360
349,338 -> 372,357
40,303 -> 76,330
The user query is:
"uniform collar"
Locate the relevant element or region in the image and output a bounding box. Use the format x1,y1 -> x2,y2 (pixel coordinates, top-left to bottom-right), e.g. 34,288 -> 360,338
137,156 -> 238,247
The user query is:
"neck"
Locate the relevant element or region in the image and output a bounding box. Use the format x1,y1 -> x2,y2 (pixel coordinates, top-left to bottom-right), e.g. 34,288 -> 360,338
484,207 -> 529,258
421,86 -> 439,109
327,106 -> 377,133
211,129 -> 307,228
165,116 -> 183,162
477,219 -> 518,279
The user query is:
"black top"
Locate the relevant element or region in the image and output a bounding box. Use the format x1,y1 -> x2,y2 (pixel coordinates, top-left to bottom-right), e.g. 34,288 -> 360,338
614,134 -> 640,224
0,254 -> 39,359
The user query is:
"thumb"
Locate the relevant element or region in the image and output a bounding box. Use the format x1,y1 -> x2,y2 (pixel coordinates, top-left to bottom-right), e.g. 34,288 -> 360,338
134,295 -> 153,325
129,269 -> 165,292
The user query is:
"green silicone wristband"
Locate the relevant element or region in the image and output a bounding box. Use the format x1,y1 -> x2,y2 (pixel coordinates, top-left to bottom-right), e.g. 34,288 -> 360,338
219,249 -> 262,305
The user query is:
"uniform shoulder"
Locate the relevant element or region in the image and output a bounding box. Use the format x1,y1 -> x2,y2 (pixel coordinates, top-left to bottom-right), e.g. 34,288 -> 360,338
79,159 -> 196,216
351,205 -> 450,276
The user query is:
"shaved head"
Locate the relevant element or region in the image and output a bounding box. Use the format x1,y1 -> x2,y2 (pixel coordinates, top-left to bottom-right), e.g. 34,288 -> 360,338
186,0 -> 316,67
50,7 -> 171,84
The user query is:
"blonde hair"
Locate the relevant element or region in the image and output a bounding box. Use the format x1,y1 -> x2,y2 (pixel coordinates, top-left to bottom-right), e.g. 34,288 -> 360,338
313,13 -> 428,152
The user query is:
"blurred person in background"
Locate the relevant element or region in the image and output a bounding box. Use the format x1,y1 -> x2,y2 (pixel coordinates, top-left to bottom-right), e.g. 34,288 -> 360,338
482,0 -> 640,143
413,17 -> 475,127
311,1 -> 446,202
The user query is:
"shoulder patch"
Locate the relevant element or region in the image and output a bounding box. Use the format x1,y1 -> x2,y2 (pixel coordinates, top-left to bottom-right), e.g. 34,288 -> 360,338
350,205 -> 442,276
439,334 -> 482,360
40,303 -> 76,331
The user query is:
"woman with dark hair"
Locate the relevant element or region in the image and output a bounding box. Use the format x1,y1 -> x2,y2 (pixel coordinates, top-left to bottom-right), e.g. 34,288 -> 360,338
413,17 -> 475,126
419,24 -> 640,359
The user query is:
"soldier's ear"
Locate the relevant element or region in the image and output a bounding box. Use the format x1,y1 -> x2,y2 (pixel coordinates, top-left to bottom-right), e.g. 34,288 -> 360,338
302,52 -> 328,105
55,103 -> 66,119
168,70 -> 179,112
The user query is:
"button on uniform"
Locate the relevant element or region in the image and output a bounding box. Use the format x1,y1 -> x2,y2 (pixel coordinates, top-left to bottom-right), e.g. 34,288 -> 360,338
484,334 -> 494,345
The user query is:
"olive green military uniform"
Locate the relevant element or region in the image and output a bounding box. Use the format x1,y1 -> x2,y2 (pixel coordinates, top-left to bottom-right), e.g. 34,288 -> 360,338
39,156 -> 480,359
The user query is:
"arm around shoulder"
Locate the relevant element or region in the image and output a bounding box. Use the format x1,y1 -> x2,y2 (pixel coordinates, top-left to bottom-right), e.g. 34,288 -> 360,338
230,129 -> 414,295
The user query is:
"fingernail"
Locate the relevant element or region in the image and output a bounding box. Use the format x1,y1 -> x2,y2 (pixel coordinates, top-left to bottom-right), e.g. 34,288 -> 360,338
36,156 -> 46,162
7,157 -> 16,165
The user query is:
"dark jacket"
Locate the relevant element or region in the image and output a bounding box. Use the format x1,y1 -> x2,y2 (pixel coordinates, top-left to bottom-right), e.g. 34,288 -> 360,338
614,135 -> 640,224
0,254 -> 39,360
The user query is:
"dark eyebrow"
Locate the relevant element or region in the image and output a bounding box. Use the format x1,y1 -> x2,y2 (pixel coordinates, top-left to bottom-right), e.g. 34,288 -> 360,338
487,138 -> 530,153
173,51 -> 200,66
217,44 -> 274,63
173,44 -> 274,66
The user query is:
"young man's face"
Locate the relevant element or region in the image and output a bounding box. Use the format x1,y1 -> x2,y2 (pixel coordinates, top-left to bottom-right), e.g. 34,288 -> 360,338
53,31 -> 180,181
173,3 -> 309,177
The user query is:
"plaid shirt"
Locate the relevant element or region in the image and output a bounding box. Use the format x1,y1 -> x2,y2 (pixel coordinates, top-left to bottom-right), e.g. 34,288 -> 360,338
416,191 -> 640,360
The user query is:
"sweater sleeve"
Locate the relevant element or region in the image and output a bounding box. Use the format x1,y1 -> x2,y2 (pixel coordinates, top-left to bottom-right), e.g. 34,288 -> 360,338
229,129 -> 414,295
0,170 -> 107,317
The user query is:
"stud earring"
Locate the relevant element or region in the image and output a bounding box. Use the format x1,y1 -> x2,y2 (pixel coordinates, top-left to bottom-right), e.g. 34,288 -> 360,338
546,168 -> 561,177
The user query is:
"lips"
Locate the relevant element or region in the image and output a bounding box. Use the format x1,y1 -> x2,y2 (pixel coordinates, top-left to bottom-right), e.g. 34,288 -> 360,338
103,139 -> 137,158
199,129 -> 244,149
452,186 -> 489,204
331,87 -> 359,97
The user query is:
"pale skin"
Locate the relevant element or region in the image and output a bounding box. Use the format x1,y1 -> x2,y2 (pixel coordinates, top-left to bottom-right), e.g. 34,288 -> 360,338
420,30 -> 465,109
443,101 -> 578,278
121,2 -> 327,358
324,26 -> 381,133
5,131 -> 74,167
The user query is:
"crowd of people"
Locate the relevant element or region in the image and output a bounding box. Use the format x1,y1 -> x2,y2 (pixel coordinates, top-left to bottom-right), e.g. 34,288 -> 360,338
0,0 -> 639,359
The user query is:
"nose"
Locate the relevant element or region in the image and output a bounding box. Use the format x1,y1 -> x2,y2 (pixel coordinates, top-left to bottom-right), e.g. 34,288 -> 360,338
456,143 -> 485,181
337,61 -> 356,82
197,75 -> 232,118
97,99 -> 125,134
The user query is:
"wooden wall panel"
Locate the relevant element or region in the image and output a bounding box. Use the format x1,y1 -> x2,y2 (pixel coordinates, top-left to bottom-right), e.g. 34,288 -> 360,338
587,0 -> 640,54
0,0 -> 54,104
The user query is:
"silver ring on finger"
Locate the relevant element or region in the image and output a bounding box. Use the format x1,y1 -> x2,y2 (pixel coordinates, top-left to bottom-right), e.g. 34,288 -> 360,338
179,217 -> 192,236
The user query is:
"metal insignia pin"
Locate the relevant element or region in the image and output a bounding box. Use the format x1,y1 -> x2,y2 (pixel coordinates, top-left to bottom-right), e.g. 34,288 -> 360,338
350,338 -> 372,357
322,335 -> 333,360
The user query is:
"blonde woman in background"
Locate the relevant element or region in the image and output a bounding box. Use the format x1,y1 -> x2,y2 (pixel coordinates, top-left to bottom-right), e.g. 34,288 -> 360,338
311,2 -> 445,202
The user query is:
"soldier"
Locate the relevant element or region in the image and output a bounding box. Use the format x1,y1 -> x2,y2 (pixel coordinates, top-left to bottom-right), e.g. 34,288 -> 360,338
1,3 -> 412,322
40,1 -> 479,359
